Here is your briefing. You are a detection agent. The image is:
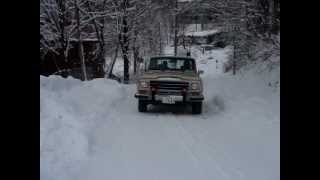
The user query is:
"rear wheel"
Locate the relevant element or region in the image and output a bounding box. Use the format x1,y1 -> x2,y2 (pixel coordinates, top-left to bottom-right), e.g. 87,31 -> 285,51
192,102 -> 202,114
138,100 -> 147,112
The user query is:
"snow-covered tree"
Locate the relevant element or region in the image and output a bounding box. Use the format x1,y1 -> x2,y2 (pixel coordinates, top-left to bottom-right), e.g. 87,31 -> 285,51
41,0 -> 280,80
203,0 -> 280,73
41,0 -> 110,80
40,0 -> 75,62
104,0 -> 165,82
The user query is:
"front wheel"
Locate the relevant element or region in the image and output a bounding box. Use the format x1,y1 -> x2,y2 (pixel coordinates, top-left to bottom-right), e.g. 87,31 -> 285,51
192,102 -> 202,114
138,100 -> 147,112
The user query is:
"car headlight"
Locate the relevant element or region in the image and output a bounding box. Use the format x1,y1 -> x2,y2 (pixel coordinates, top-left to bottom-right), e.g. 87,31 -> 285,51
191,82 -> 200,90
139,80 -> 149,88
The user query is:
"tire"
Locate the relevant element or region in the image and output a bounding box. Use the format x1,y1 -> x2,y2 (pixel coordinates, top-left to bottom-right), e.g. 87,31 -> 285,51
138,100 -> 147,112
192,102 -> 202,114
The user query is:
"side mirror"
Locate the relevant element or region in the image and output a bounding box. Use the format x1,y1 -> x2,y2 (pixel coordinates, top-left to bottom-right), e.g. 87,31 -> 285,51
198,70 -> 204,75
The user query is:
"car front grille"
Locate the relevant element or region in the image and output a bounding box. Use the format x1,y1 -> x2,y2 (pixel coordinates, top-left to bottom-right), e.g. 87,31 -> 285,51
157,91 -> 182,95
150,80 -> 189,91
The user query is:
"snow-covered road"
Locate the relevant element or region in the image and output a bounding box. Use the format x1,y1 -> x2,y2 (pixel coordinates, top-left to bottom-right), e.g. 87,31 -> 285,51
40,47 -> 279,180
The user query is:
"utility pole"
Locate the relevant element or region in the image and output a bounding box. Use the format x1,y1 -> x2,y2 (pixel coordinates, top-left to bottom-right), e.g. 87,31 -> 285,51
174,0 -> 178,56
159,22 -> 162,55
233,46 -> 236,75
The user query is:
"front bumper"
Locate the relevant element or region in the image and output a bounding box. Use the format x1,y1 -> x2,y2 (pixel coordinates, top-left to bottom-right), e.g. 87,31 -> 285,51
134,92 -> 204,103
134,93 -> 149,100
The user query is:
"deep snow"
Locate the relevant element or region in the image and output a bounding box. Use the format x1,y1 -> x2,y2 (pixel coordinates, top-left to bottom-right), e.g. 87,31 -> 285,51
40,46 -> 279,180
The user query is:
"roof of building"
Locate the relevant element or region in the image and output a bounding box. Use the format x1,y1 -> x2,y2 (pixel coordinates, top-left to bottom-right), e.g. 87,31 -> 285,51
184,29 -> 221,37
150,56 -> 195,60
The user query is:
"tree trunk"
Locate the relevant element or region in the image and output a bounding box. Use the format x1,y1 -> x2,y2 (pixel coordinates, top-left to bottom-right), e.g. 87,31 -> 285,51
87,0 -> 106,77
132,28 -> 139,75
272,0 -> 280,34
75,0 -> 87,81
120,0 -> 130,84
123,20 -> 129,83
57,0 -> 68,62
233,35 -> 236,75
133,47 -> 139,74
107,43 -> 119,79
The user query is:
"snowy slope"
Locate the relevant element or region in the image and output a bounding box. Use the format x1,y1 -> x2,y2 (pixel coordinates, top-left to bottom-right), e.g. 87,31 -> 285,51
40,46 -> 279,180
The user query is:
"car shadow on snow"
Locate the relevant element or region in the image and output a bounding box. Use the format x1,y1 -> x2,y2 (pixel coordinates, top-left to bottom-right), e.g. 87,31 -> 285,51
142,95 -> 225,116
147,104 -> 193,115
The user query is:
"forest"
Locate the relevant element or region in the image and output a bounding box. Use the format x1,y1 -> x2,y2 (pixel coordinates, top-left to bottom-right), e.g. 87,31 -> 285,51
40,0 -> 280,82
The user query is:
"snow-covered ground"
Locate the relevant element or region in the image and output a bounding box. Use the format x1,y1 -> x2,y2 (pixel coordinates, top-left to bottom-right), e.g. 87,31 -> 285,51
40,46 -> 279,180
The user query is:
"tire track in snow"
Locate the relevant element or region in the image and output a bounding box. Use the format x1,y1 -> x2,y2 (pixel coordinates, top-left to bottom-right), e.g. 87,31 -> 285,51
171,117 -> 237,180
155,115 -> 210,180
171,116 -> 247,180
106,84 -> 243,180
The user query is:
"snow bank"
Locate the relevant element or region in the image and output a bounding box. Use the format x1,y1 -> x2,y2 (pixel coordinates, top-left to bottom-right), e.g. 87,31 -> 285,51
40,75 -> 124,180
41,45 -> 279,180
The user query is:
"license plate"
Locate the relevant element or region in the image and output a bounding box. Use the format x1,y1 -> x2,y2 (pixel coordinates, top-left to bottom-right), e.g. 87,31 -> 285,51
157,95 -> 183,104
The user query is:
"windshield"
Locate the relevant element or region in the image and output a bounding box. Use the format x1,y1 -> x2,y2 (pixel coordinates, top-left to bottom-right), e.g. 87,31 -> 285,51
148,57 -> 196,71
